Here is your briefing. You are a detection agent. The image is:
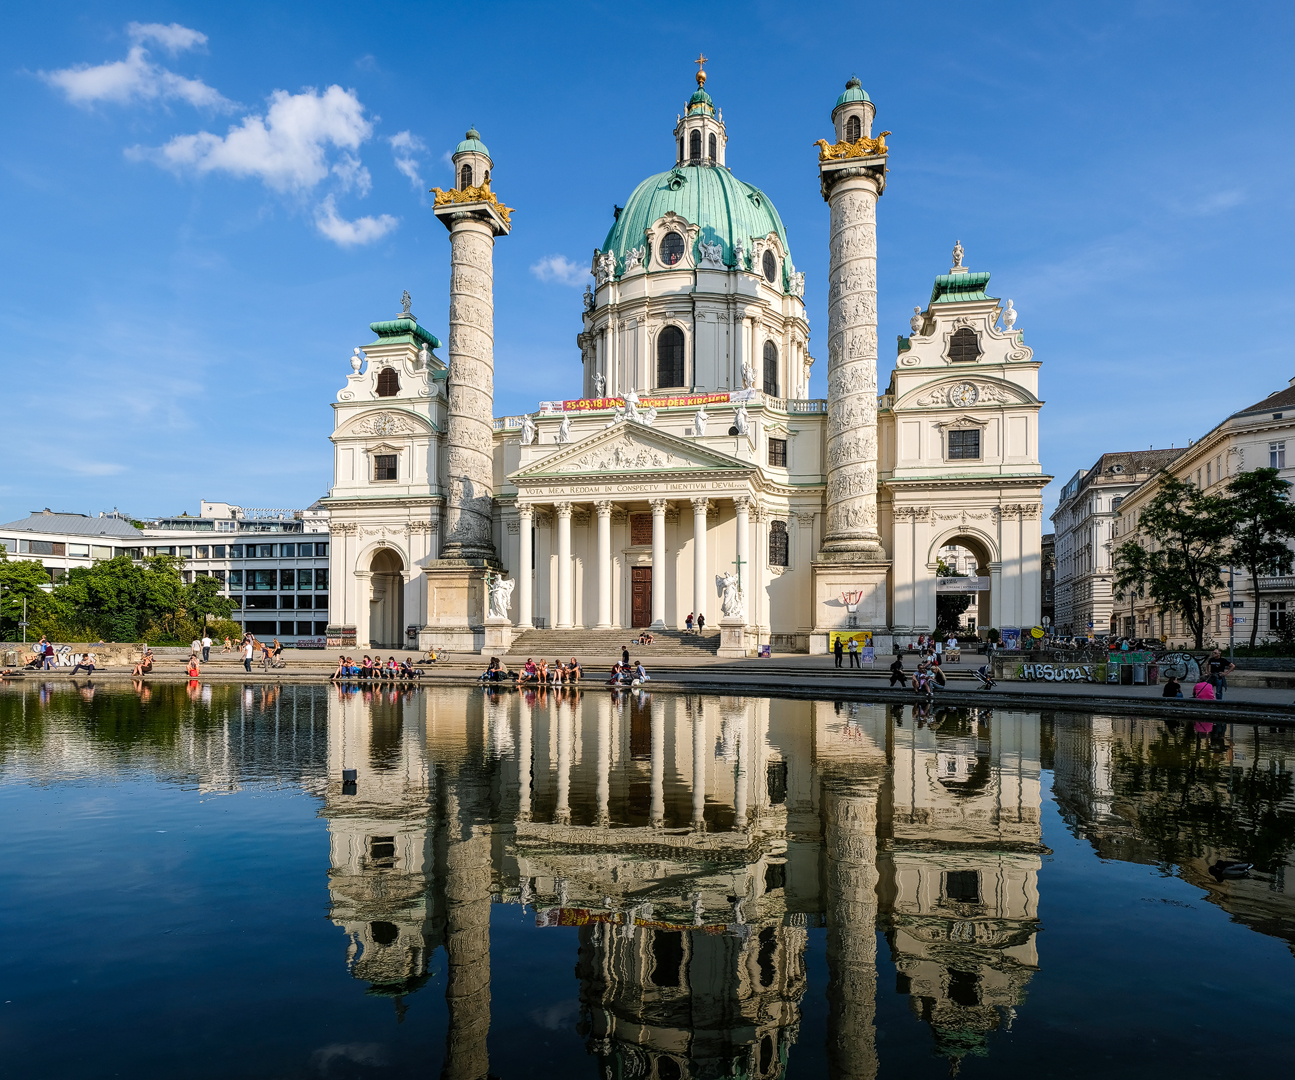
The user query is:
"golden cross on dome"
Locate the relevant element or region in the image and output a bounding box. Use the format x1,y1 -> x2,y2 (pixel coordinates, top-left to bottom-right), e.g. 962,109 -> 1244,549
694,52 -> 708,84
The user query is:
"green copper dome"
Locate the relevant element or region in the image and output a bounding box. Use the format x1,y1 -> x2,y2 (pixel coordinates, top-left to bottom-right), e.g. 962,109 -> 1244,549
454,127 -> 491,159
687,87 -> 714,113
835,75 -> 871,109
599,165 -> 794,290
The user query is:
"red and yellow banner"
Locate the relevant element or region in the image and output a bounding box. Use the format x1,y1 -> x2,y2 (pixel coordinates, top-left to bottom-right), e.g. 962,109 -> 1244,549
562,391 -> 730,412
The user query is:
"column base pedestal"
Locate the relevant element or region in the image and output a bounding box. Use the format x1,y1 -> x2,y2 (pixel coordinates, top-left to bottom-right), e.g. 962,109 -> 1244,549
809,559 -> 891,654
483,615 -> 514,655
717,616 -> 751,658
418,558 -> 499,655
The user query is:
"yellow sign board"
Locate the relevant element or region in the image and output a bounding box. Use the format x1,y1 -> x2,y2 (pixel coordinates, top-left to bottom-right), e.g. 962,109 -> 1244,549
831,631 -> 873,651
1030,626 -> 1045,639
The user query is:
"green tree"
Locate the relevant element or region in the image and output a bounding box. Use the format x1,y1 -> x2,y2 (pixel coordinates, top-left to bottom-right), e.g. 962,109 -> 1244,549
935,558 -> 973,634
1112,539 -> 1150,640
1117,472 -> 1231,649
181,574 -> 236,635
0,552 -> 56,640
1226,467 -> 1295,647
56,555 -> 186,642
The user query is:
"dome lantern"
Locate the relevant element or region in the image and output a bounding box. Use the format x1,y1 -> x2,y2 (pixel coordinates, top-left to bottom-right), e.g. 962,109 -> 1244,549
831,75 -> 875,144
673,55 -> 727,168
451,126 -> 493,192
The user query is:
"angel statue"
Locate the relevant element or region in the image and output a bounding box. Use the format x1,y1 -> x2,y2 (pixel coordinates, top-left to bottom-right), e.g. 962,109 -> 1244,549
557,414 -> 572,444
595,250 -> 617,285
694,406 -> 709,436
583,284 -> 594,313
593,371 -> 606,397
952,240 -> 964,269
717,571 -> 745,620
698,238 -> 724,268
734,404 -> 750,435
641,407 -> 658,427
910,306 -> 923,335
1001,299 -> 1017,331
520,413 -> 536,446
487,572 -> 515,620
741,358 -> 756,390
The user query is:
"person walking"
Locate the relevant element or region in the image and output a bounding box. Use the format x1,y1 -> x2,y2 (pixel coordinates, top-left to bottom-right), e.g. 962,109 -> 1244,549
697,613 -> 705,634
1205,649 -> 1235,700
241,637 -> 253,673
685,612 -> 695,633
847,636 -> 860,668
888,655 -> 906,687
833,635 -> 844,668
201,634 -> 212,663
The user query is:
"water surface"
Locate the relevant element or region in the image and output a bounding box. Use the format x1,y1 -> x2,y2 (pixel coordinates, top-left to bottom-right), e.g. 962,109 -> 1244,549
1,681 -> 1292,1078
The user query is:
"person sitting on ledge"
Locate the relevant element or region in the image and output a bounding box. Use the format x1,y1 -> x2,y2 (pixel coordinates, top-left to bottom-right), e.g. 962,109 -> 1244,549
521,658 -> 538,682
1192,679 -> 1216,700
480,657 -> 502,682
186,654 -> 200,678
331,655 -> 346,680
568,657 -> 582,683
131,648 -> 154,677
400,658 -> 424,680
1162,674 -> 1183,698
71,652 -> 96,676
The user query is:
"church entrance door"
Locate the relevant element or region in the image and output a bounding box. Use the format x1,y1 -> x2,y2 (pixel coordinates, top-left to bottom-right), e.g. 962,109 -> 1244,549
631,568 -> 652,627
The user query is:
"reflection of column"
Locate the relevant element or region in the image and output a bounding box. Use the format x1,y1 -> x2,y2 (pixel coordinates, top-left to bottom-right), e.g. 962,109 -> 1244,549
518,699 -> 532,822
650,498 -> 667,628
692,497 -> 710,625
735,706 -> 749,827
556,701 -> 572,825
595,501 -> 613,629
556,502 -> 573,629
735,496 -> 751,627
517,505 -> 533,629
443,788 -> 493,1080
650,699 -> 665,828
823,779 -> 879,1080
692,703 -> 706,829
596,693 -> 611,826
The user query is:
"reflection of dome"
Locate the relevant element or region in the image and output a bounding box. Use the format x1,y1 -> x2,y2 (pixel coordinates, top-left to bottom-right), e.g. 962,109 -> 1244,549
599,166 -> 792,286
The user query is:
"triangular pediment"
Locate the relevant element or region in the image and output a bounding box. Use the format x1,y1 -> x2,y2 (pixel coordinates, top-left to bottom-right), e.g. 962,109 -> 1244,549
510,420 -> 753,481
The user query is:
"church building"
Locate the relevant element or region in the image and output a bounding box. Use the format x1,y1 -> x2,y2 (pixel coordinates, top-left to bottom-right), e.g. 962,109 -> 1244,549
323,66 -> 1048,653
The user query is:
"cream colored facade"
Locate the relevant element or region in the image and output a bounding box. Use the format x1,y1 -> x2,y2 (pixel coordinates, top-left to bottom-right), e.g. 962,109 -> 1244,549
1112,379 -> 1295,644
323,70 -> 1048,652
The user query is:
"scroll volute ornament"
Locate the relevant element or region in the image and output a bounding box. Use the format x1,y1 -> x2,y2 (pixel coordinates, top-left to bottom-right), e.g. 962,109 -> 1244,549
814,132 -> 891,161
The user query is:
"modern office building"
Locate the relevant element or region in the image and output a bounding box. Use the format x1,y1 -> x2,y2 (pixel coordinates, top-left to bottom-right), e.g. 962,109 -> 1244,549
0,500 -> 332,644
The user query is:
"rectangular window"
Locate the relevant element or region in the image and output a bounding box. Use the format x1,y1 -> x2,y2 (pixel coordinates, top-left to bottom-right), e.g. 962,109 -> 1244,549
279,569 -> 294,590
229,596 -> 242,609
296,621 -> 314,636
768,438 -> 788,467
280,596 -> 295,609
257,544 -> 275,559
947,429 -> 981,460
314,595 -> 329,609
945,870 -> 981,904
279,621 -> 296,636
250,569 -> 277,591
1206,462 -> 1212,486
245,620 -> 277,635
179,546 -> 193,558
315,542 -> 328,557
297,569 -> 313,590
766,761 -> 788,805
281,543 -> 296,558
152,546 -> 173,557
1270,601 -> 1287,632
313,620 -> 328,635
315,568 -> 329,591
91,545 -> 112,560
374,454 -> 398,481
68,543 -> 90,557
1272,442 -> 1286,469
213,545 -> 226,558
228,570 -> 243,589
195,545 -> 209,559
213,570 -> 226,586
245,595 -> 276,609
229,544 -> 244,558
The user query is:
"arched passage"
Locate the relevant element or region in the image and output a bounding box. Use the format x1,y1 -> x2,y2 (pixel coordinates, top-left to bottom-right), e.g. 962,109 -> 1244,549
925,531 -> 997,640
368,547 -> 405,649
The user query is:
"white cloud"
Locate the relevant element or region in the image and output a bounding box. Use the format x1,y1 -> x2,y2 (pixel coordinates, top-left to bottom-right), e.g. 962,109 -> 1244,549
332,152 -> 372,196
314,195 -> 397,247
531,254 -> 589,287
1185,189 -> 1245,216
389,130 -> 426,190
141,86 -> 373,193
127,21 -> 208,54
41,27 -> 232,110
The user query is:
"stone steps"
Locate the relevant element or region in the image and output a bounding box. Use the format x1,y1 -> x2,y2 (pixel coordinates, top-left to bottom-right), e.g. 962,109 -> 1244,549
506,628 -> 719,657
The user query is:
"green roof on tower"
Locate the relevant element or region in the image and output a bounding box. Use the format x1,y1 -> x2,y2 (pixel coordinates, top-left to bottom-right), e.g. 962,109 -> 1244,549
455,127 -> 490,159
835,75 -> 871,108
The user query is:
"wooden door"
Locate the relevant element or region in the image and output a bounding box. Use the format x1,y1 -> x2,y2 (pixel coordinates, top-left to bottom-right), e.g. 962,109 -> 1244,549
631,567 -> 652,627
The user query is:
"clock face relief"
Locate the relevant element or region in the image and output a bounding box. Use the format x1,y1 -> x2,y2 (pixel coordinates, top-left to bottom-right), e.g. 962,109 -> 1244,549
949,382 -> 979,407
374,415 -> 398,435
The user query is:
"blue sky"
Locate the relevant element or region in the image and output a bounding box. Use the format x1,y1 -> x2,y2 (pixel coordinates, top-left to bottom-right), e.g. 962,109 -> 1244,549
2,1 -> 1293,525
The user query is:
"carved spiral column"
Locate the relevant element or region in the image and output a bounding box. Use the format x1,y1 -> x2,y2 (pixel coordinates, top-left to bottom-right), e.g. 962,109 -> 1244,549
820,157 -> 885,557
441,214 -> 501,561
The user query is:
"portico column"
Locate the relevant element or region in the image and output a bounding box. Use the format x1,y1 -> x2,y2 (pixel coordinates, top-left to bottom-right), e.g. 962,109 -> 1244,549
734,496 -> 751,625
595,501 -> 613,629
555,502 -> 573,629
650,498 -> 667,628
517,505 -> 533,629
692,497 -> 710,626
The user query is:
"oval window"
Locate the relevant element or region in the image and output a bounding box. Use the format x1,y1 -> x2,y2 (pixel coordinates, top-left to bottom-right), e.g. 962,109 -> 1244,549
659,232 -> 685,266
762,249 -> 778,284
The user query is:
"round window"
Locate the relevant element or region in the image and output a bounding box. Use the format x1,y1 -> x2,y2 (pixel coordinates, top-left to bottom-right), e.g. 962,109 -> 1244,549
762,249 -> 778,284
659,232 -> 685,266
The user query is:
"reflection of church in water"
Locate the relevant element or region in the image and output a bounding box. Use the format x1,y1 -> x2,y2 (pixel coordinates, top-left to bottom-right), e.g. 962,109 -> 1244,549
319,689 -> 1044,1076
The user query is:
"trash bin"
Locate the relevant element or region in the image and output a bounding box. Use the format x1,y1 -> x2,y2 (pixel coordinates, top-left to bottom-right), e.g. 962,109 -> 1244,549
1107,664 -> 1121,684
1121,664 -> 1134,685
1133,663 -> 1147,685
1148,663 -> 1159,685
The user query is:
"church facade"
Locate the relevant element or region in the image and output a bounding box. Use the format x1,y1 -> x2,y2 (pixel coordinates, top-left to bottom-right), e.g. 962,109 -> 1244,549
324,68 -> 1047,653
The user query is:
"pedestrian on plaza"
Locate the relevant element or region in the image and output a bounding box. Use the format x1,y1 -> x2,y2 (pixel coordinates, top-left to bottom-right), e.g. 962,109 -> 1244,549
187,654 -> 200,678
1162,674 -> 1183,698
221,636 -> 233,654
241,637 -> 253,673
685,612 -> 695,633
191,636 -> 202,659
201,633 -> 212,662
847,636 -> 860,668
1205,649 -> 1235,700
889,655 -> 906,687
622,645 -> 631,666
1192,678 -> 1216,700
43,639 -> 57,670
833,635 -> 844,668
697,613 -> 705,633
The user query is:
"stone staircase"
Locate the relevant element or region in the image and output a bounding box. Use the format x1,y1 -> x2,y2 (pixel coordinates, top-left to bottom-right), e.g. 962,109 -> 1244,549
504,628 -> 719,658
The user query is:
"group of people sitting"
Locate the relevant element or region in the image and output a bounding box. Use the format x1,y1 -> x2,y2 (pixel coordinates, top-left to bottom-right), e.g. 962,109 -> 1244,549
636,632 -> 655,646
607,659 -> 649,686
331,655 -> 425,681
517,657 -> 582,685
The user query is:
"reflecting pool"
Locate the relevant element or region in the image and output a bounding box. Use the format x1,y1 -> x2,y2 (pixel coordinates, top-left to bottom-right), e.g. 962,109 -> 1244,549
1,682 -> 1293,1078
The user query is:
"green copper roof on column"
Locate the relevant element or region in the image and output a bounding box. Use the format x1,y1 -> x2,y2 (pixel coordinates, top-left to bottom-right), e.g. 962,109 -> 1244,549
930,271 -> 994,305
454,127 -> 491,159
835,75 -> 871,108
598,164 -> 794,290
